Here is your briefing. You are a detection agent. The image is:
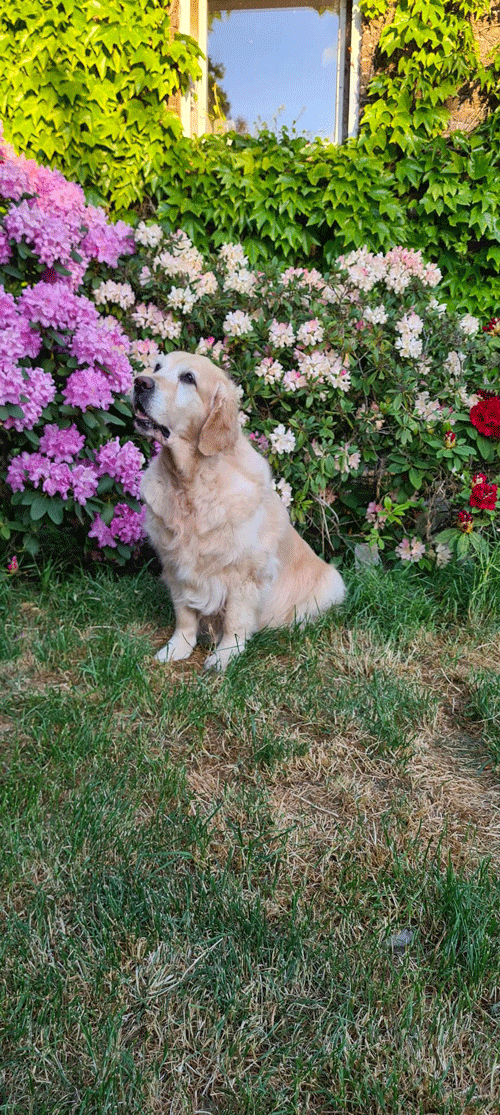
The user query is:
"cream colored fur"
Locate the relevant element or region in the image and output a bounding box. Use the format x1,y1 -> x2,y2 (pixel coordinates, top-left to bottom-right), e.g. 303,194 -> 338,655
135,351 -> 346,671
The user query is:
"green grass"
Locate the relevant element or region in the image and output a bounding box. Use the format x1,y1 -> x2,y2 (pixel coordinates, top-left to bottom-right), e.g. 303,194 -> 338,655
1,558 -> 500,1114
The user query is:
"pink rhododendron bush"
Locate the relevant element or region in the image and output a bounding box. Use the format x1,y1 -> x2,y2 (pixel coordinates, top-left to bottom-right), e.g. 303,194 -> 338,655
0,128 -> 147,563
2,132 -> 500,571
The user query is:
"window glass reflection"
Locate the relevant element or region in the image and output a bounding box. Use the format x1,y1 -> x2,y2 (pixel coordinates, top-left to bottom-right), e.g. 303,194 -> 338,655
208,4 -> 341,139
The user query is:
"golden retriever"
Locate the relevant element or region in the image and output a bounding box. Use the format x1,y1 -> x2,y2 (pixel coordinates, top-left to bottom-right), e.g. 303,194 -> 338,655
133,351 -> 345,671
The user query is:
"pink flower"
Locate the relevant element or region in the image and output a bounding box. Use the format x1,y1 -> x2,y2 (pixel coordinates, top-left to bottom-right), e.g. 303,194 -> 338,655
395,537 -> 426,563
41,462 -> 72,499
365,501 -> 388,526
71,464 -> 99,505
70,319 -> 132,393
94,439 -> 145,496
38,423 -> 85,461
0,231 -> 11,265
88,515 -> 117,548
19,282 -> 98,331
109,504 -> 146,543
2,366 -> 56,430
7,555 -> 19,574
62,368 -> 115,411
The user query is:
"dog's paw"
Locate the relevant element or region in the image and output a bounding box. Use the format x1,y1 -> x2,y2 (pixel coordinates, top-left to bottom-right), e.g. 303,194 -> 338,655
204,640 -> 243,673
156,635 -> 195,663
203,650 -> 224,672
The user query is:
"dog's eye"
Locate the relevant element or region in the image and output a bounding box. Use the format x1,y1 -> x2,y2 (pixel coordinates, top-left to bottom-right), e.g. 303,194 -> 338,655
154,362 -> 162,373
179,371 -> 196,386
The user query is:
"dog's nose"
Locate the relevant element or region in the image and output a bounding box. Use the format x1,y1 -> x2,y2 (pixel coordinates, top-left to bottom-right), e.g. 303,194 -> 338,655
134,376 -> 155,393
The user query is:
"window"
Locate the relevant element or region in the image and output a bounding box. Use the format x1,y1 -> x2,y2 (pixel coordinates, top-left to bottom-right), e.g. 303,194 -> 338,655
207,0 -> 361,142
175,0 -> 360,141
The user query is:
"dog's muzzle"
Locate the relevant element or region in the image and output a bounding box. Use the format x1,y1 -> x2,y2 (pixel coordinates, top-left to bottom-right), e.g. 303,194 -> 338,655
133,376 -> 170,440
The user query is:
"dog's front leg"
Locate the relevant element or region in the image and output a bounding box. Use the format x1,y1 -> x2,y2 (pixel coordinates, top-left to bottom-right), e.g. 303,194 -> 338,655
156,602 -> 198,663
204,587 -> 258,672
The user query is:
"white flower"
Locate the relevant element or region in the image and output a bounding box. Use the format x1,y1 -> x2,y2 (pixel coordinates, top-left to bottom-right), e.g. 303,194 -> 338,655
321,283 -> 342,304
272,477 -> 293,506
131,302 -> 162,329
333,443 -> 361,474
167,286 -> 198,314
154,235 -> 204,280
457,385 -> 480,409
395,311 -> 424,336
129,338 -> 160,371
223,310 -> 253,337
157,314 -> 182,341
218,242 -> 248,270
93,280 -> 135,309
428,297 -> 447,314
196,337 -> 216,356
341,247 -> 386,292
295,349 -> 330,382
364,304 -> 388,325
268,320 -> 296,348
444,350 -> 465,377
414,391 -> 442,422
435,542 -> 452,567
282,369 -> 306,391
459,314 -> 480,336
269,424 -> 296,455
139,266 -> 152,287
135,221 -> 164,248
395,334 -> 423,358
422,262 -> 442,287
255,358 -> 284,385
297,319 -> 324,346
195,271 -> 219,297
223,268 -> 257,295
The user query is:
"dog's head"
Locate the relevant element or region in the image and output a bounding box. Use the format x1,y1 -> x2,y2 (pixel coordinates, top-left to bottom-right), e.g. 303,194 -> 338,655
133,351 -> 240,456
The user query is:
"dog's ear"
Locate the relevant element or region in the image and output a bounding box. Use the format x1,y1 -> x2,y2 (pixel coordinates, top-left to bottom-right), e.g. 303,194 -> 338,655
198,383 -> 239,456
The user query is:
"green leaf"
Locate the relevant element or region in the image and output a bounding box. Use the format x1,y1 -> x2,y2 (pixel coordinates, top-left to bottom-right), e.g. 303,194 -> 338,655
30,496 -> 51,521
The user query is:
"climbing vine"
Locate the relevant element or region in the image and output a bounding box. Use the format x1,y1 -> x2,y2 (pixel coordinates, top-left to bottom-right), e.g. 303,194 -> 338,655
0,0 -> 203,211
359,0 -> 500,151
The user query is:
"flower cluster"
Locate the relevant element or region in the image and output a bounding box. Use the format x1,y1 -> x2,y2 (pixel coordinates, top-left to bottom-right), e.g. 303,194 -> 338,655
470,393 -> 500,439
1,133 -> 144,562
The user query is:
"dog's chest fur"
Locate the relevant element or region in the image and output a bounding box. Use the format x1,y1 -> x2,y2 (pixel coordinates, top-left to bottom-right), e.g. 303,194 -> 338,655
140,446 -> 273,588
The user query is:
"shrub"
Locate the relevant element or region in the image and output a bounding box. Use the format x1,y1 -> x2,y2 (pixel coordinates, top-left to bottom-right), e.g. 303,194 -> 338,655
113,224 -> 499,571
0,128 -> 147,564
135,119 -> 500,319
0,0 -> 202,211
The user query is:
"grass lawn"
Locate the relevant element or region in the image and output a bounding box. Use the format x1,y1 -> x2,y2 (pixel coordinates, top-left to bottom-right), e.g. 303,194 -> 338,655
1,554 -> 500,1114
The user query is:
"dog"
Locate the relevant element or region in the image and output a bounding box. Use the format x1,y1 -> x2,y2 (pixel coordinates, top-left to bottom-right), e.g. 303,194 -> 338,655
133,351 -> 345,671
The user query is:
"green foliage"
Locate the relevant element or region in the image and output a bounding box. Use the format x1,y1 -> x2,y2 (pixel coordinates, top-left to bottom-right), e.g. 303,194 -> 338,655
0,0 -> 202,211
359,0 -> 499,152
152,127 -> 408,268
136,114 -> 500,317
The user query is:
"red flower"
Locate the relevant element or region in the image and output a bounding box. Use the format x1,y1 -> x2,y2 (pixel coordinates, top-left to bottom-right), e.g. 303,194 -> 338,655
470,481 -> 498,511
470,395 -> 500,439
458,510 -> 474,533
41,267 -> 59,284
444,429 -> 456,448
472,472 -> 487,486
483,318 -> 500,335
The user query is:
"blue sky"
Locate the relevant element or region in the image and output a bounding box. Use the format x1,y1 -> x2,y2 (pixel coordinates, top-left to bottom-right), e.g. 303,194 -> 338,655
208,8 -> 340,138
